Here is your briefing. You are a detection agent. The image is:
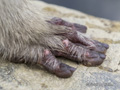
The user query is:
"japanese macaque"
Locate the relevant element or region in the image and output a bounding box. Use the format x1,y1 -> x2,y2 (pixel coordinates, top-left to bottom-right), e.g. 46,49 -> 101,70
0,0 -> 109,78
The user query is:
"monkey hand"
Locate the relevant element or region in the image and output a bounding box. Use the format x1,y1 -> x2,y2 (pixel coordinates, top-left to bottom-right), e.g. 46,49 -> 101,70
38,17 -> 109,78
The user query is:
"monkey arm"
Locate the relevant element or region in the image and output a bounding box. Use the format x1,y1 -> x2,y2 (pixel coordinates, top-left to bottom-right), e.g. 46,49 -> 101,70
0,0 -> 109,78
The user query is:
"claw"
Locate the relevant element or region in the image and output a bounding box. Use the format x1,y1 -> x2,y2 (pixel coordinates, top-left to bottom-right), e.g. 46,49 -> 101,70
100,53 -> 106,59
73,23 -> 87,33
55,63 -> 76,78
82,50 -> 106,66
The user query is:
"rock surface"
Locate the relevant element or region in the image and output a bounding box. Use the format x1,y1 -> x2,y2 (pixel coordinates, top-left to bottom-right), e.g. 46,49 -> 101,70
0,1 -> 120,90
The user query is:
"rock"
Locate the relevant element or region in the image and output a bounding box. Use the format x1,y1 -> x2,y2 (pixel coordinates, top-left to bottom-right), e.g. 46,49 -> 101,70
0,1 -> 120,90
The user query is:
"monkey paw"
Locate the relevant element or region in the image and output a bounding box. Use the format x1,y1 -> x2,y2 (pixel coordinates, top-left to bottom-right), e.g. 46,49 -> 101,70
38,17 -> 109,78
0,1 -> 109,79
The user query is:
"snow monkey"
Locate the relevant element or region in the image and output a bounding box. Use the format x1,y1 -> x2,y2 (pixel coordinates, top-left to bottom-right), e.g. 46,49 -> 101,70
0,0 -> 109,78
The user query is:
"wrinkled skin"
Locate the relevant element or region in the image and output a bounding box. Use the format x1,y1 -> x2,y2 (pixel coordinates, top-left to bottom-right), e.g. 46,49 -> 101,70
40,17 -> 109,78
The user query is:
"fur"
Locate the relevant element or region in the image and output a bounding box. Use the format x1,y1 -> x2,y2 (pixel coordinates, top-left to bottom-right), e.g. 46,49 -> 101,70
0,0 -> 67,63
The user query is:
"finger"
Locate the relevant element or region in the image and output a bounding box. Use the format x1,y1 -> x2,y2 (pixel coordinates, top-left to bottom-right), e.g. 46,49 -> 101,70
85,40 -> 109,53
46,17 -> 87,33
75,40 -> 109,54
52,39 -> 106,66
41,49 -> 76,78
93,40 -> 109,49
63,30 -> 109,53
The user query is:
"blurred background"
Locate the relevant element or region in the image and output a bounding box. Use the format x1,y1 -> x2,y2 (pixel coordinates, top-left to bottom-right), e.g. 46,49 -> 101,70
42,0 -> 120,21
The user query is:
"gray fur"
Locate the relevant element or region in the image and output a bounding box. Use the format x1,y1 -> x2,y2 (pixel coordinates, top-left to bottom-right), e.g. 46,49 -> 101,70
0,0 -> 66,63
